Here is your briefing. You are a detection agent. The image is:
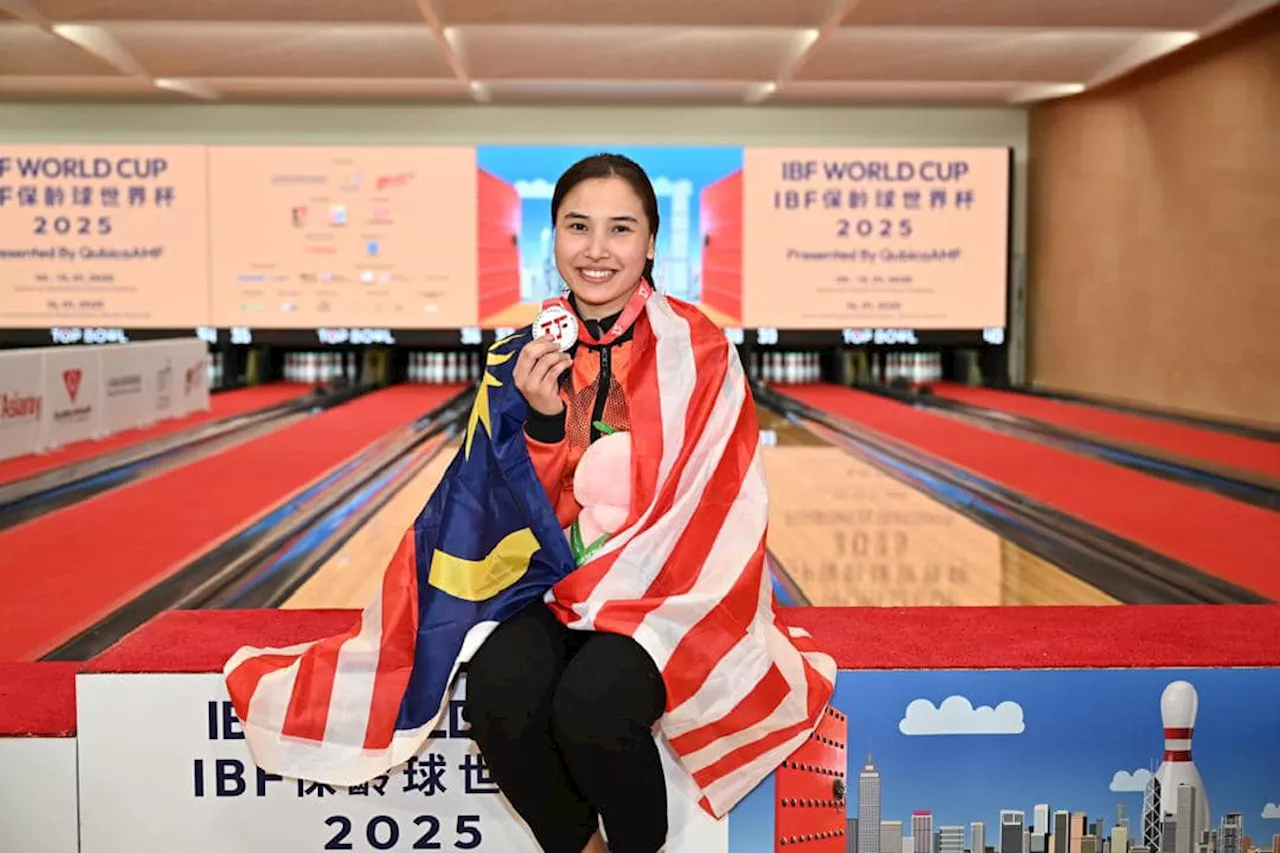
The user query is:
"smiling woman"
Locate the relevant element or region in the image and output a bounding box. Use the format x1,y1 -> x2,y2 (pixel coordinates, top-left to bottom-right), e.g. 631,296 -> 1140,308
550,153 -> 659,320
456,153 -> 834,853
467,153 -> 674,853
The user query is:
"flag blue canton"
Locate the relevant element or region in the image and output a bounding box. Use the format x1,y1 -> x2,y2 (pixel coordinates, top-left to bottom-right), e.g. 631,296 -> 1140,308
394,332 -> 579,730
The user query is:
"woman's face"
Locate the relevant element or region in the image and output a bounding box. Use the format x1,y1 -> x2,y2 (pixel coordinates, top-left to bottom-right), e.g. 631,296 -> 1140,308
553,176 -> 655,319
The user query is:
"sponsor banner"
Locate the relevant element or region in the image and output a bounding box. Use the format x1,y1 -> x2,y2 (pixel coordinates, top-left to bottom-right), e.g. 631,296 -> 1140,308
139,341 -> 182,422
172,337 -> 211,417
99,343 -> 155,434
0,348 -> 47,462
208,146 -> 479,329
0,337 -> 210,463
40,345 -> 103,449
75,672 -> 727,853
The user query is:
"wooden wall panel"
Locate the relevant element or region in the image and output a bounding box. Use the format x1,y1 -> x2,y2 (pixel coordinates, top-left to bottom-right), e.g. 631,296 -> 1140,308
1027,9 -> 1280,427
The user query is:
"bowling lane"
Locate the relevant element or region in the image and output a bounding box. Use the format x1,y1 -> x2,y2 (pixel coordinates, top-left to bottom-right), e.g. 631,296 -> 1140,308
281,438 -> 458,609
281,406 -> 1115,612
757,408 -> 1119,607
928,382 -> 1280,488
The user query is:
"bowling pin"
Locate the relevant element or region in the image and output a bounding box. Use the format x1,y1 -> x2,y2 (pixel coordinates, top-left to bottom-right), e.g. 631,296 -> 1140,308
1154,681 -> 1211,837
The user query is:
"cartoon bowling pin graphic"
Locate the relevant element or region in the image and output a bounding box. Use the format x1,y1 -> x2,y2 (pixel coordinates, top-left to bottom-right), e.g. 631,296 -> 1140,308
1156,681 -> 1211,837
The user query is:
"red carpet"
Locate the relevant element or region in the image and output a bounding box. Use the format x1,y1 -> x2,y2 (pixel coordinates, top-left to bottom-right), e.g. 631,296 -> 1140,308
81,604 -> 1280,675
0,383 -> 313,487
934,382 -> 1280,478
5,604 -> 1278,736
780,385 -> 1280,598
0,661 -> 79,736
0,384 -> 466,662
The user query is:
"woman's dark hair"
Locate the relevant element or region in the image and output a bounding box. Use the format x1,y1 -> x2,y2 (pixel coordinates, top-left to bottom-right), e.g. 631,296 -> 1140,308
551,153 -> 660,285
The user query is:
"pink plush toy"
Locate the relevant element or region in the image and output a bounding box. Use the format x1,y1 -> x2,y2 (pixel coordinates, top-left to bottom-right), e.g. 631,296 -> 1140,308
567,421 -> 632,565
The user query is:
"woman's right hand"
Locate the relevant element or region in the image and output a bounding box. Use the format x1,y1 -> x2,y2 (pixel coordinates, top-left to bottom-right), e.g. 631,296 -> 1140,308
513,336 -> 572,416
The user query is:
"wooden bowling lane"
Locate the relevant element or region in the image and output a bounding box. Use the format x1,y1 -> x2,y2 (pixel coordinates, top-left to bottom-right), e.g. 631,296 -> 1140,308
757,410 -> 1119,607
281,408 -> 1116,611
281,439 -> 459,609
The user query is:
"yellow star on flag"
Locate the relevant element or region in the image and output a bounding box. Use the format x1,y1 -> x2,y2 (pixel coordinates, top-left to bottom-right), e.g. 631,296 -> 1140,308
463,341 -> 518,459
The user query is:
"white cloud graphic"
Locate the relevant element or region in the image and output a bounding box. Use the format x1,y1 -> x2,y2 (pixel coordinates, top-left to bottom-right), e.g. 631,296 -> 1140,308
1263,803 -> 1280,819
514,178 -> 555,200
898,695 -> 1025,735
1110,770 -> 1154,793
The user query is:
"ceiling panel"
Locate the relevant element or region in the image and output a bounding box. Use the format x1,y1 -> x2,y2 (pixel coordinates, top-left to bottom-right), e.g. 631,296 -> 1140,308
0,0 -> 1271,106
28,0 -> 426,23
101,22 -> 455,78
460,26 -> 799,80
0,22 -> 126,75
437,0 -> 834,28
841,0 -> 1243,31
798,28 -> 1143,82
205,76 -> 471,100
483,79 -> 760,104
774,80 -> 1031,104
0,74 -> 183,98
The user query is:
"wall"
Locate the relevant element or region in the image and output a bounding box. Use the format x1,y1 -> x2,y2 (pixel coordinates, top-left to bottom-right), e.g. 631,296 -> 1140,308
1026,9 -> 1280,427
0,102 -> 1030,377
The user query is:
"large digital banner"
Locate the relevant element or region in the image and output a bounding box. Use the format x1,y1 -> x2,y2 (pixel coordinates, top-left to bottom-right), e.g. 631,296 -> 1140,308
0,146 -> 210,328
474,145 -> 744,329
0,144 -> 1012,334
208,146 -> 478,329
743,148 -> 1010,329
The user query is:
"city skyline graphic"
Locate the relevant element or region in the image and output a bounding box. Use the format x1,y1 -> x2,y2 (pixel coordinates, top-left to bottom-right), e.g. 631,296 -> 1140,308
836,669 -> 1279,845
726,667 -> 1280,853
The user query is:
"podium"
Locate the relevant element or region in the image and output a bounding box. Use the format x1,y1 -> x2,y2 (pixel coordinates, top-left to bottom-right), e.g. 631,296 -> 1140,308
70,611 -> 751,853
3,605 -> 1278,853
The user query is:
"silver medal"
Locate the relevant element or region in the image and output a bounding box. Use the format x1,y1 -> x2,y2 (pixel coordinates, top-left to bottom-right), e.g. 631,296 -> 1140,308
532,305 -> 579,352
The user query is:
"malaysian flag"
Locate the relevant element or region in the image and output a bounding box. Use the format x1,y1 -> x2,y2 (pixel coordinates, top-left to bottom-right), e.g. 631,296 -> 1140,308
223,291 -> 836,819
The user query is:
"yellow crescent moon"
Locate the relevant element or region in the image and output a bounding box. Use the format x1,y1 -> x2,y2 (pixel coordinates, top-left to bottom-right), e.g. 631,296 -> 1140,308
426,528 -> 540,602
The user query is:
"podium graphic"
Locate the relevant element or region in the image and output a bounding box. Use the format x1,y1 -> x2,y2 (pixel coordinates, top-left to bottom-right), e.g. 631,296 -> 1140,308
474,145 -> 745,329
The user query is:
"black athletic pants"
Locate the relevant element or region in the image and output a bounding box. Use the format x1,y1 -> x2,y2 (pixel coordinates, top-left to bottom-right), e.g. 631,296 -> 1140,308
464,600 -> 669,853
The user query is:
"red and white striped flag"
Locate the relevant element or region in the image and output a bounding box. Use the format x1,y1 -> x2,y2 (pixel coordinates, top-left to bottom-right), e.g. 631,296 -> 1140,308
224,290 -> 835,820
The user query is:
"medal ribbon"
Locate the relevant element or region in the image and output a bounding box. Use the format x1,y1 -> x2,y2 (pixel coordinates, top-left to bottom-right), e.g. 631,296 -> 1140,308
569,519 -> 612,566
543,279 -> 652,347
